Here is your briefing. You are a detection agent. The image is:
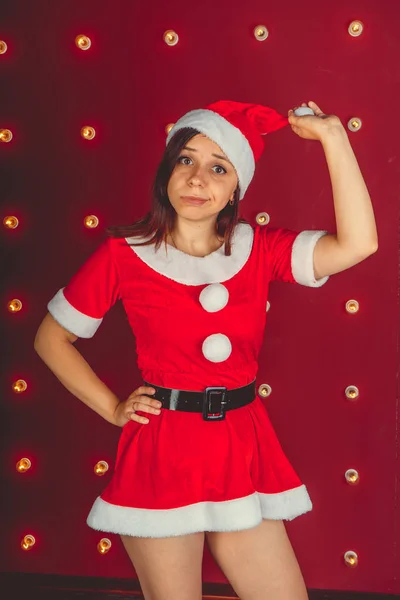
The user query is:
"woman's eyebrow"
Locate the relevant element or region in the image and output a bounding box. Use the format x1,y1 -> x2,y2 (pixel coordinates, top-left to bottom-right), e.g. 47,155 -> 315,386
183,146 -> 232,165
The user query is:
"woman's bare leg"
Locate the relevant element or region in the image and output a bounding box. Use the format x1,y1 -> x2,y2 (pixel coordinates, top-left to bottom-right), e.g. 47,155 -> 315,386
121,532 -> 205,600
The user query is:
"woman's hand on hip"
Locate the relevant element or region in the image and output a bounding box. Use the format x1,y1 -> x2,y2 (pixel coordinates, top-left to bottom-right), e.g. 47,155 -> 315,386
113,386 -> 162,427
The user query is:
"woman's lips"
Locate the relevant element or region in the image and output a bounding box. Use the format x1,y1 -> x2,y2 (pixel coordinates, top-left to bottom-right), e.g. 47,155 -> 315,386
181,196 -> 208,205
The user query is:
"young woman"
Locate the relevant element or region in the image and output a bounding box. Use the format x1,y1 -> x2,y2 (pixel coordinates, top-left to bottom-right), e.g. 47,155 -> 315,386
34,100 -> 378,600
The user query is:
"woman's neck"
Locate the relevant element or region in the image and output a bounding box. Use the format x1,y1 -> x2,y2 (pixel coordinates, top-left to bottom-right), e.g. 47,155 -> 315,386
167,223 -> 224,257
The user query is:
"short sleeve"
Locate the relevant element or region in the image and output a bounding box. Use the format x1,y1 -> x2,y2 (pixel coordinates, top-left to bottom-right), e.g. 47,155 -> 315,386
262,226 -> 330,287
47,238 -> 120,338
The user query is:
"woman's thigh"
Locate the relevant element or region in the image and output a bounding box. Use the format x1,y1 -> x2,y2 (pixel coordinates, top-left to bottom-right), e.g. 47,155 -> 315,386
120,531 -> 205,600
205,519 -> 308,600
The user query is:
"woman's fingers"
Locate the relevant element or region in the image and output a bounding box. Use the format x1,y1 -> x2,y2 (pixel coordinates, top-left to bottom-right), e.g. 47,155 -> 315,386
126,387 -> 162,424
128,387 -> 161,407
130,413 -> 150,424
131,401 -> 161,415
129,385 -> 156,399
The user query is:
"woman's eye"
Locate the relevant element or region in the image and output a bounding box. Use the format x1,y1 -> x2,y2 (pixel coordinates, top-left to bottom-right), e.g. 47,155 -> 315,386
178,156 -> 192,165
177,156 -> 226,174
213,165 -> 227,175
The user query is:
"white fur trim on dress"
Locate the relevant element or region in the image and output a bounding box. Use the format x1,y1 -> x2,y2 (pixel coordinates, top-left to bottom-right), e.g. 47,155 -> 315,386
86,485 -> 312,538
47,288 -> 102,338
292,230 -> 330,287
166,109 -> 255,200
127,222 -> 254,286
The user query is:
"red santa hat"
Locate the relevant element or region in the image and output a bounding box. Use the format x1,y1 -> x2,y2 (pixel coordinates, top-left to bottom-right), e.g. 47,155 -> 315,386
166,100 -> 289,200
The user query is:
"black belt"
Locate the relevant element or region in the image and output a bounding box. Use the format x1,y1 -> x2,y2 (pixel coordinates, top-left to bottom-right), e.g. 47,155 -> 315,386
143,380 -> 256,421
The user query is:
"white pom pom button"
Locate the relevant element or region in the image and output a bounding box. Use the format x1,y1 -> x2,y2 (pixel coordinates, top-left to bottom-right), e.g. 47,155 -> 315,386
199,283 -> 229,313
294,106 -> 315,117
202,334 -> 232,363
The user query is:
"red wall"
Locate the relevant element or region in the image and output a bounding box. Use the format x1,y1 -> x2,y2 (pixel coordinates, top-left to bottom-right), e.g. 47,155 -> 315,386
1,0 -> 399,594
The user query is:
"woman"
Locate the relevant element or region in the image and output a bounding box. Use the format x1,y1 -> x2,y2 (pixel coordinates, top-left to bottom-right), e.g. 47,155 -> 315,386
34,99 -> 378,600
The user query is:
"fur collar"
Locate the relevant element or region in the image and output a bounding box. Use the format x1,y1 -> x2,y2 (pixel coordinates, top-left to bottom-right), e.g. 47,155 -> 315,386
126,223 -> 254,286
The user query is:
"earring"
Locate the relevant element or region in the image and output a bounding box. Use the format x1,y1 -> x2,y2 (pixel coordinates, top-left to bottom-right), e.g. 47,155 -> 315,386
229,199 -> 234,206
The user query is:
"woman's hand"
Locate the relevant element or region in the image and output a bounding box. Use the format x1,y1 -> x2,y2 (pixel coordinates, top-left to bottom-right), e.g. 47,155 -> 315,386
288,100 -> 344,142
113,386 -> 162,427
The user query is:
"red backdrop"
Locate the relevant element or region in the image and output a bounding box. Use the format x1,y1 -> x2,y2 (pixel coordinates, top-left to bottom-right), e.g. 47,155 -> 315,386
1,0 -> 399,594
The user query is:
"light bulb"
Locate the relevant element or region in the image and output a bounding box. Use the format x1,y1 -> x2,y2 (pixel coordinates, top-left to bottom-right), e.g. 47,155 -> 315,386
0,129 -> 13,142
345,386 -> 359,401
21,535 -> 35,551
97,538 -> 112,554
256,212 -> 270,226
164,30 -> 179,46
0,40 -> 8,54
8,299 -> 22,312
3,216 -> 19,229
254,26 -> 269,41
348,21 -> 364,37
13,380 -> 27,393
347,118 -> 362,132
344,550 -> 358,567
345,300 -> 359,314
81,126 -> 96,140
258,383 -> 272,398
75,35 -> 91,50
16,458 -> 32,473
345,469 -> 360,485
94,461 -> 109,476
84,215 -> 99,229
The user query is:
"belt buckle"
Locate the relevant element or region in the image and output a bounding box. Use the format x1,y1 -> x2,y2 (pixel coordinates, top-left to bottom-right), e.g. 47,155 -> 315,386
203,386 -> 227,421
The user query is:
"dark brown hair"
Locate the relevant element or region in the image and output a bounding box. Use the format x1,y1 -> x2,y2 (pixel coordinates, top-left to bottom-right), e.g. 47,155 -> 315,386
106,127 -> 249,256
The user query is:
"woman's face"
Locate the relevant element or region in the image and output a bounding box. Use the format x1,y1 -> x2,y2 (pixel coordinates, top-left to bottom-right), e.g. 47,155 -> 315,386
166,134 -> 239,222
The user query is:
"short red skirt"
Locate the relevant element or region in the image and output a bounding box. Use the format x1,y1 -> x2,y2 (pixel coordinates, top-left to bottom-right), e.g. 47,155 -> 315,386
87,395 -> 312,538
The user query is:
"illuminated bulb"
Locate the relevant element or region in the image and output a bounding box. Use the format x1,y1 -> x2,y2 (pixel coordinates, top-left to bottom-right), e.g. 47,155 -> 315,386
345,385 -> 359,401
84,215 -> 99,229
345,299 -> 359,314
345,469 -> 360,485
266,301 -> 270,312
8,299 -> 22,312
3,216 -> 19,229
164,30 -> 179,46
16,458 -> 32,473
258,383 -> 272,398
165,123 -> 175,135
347,118 -> 362,132
256,212 -> 270,226
75,35 -> 92,50
21,535 -> 35,551
94,461 -> 109,476
254,25 -> 269,41
0,41 -> 8,54
81,126 -> 96,140
348,21 -> 364,37
13,379 -> 27,393
97,538 -> 112,554
0,129 -> 13,142
344,550 -> 358,567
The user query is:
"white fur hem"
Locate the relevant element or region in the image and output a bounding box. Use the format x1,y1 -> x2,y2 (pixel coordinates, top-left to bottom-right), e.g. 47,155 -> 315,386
47,288 -> 102,338
292,230 -> 330,287
86,485 -> 312,538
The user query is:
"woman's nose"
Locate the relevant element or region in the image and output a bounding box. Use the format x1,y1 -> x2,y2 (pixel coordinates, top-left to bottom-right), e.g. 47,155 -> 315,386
188,166 -> 206,185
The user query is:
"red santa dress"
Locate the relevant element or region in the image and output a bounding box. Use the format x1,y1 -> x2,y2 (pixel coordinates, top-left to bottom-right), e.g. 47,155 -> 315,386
47,222 -> 329,538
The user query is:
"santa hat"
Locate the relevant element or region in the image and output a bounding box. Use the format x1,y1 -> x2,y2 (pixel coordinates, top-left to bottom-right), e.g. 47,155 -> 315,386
166,100 -> 289,200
